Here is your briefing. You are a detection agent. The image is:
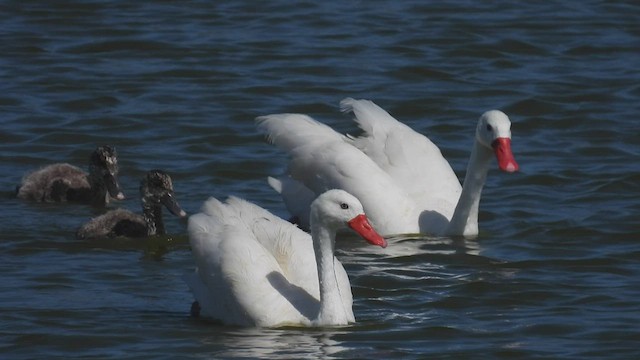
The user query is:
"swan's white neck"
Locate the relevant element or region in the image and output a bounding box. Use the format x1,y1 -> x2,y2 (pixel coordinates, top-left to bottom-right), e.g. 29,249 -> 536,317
446,138 -> 493,236
310,218 -> 350,326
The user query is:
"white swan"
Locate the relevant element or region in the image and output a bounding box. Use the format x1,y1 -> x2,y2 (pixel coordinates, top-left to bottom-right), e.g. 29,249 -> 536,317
257,98 -> 518,237
184,189 -> 387,327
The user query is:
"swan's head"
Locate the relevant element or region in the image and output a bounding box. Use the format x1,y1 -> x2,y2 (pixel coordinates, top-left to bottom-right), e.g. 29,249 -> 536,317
476,110 -> 519,172
311,189 -> 387,248
89,145 -> 125,200
140,170 -> 187,218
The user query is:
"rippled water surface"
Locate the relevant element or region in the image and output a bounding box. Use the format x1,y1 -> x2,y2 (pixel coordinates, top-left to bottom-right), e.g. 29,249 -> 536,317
1,1 -> 639,359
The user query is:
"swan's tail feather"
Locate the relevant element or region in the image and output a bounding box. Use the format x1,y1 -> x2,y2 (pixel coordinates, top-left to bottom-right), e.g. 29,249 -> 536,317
267,175 -> 315,230
199,196 -> 227,219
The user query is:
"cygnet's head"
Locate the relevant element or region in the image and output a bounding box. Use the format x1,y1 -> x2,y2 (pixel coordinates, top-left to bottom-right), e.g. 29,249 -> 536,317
141,170 -> 187,218
90,145 -> 125,200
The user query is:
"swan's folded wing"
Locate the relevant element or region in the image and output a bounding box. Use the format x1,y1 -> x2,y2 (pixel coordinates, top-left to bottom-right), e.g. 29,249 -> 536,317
218,225 -> 319,327
187,197 -> 318,327
224,196 -> 319,295
189,198 -> 229,270
225,194 -> 354,321
186,205 -> 250,324
341,98 -> 462,216
288,139 -> 418,234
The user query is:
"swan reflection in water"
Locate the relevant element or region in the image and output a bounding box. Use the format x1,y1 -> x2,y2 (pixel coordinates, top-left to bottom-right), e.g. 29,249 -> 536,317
336,232 -> 481,260
197,327 -> 351,359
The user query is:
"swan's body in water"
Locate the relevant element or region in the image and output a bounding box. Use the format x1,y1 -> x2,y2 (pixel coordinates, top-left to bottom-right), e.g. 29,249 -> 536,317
184,189 -> 386,327
257,98 -> 519,237
17,145 -> 125,207
76,170 -> 187,239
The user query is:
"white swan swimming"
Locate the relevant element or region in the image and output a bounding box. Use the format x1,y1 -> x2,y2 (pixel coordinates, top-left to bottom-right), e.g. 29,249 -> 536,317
184,189 -> 387,327
257,98 -> 518,237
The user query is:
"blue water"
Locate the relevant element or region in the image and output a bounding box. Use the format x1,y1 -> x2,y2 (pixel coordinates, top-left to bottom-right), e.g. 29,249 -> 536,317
1,1 -> 639,359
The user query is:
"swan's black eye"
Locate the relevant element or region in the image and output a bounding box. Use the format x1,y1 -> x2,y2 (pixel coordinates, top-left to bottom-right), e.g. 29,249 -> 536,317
486,124 -> 493,132
340,203 -> 349,210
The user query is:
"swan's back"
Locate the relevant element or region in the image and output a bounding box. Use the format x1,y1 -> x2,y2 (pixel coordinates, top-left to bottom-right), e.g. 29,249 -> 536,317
17,145 -> 123,206
17,163 -> 90,202
76,209 -> 146,239
192,196 -> 311,274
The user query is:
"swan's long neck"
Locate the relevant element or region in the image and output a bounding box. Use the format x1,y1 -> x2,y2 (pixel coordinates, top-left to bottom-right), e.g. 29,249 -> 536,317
142,198 -> 164,236
88,165 -> 108,207
310,220 -> 350,326
446,139 -> 493,236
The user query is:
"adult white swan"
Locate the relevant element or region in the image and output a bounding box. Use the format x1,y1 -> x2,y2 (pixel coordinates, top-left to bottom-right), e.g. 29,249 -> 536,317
184,189 -> 387,327
257,98 -> 518,237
